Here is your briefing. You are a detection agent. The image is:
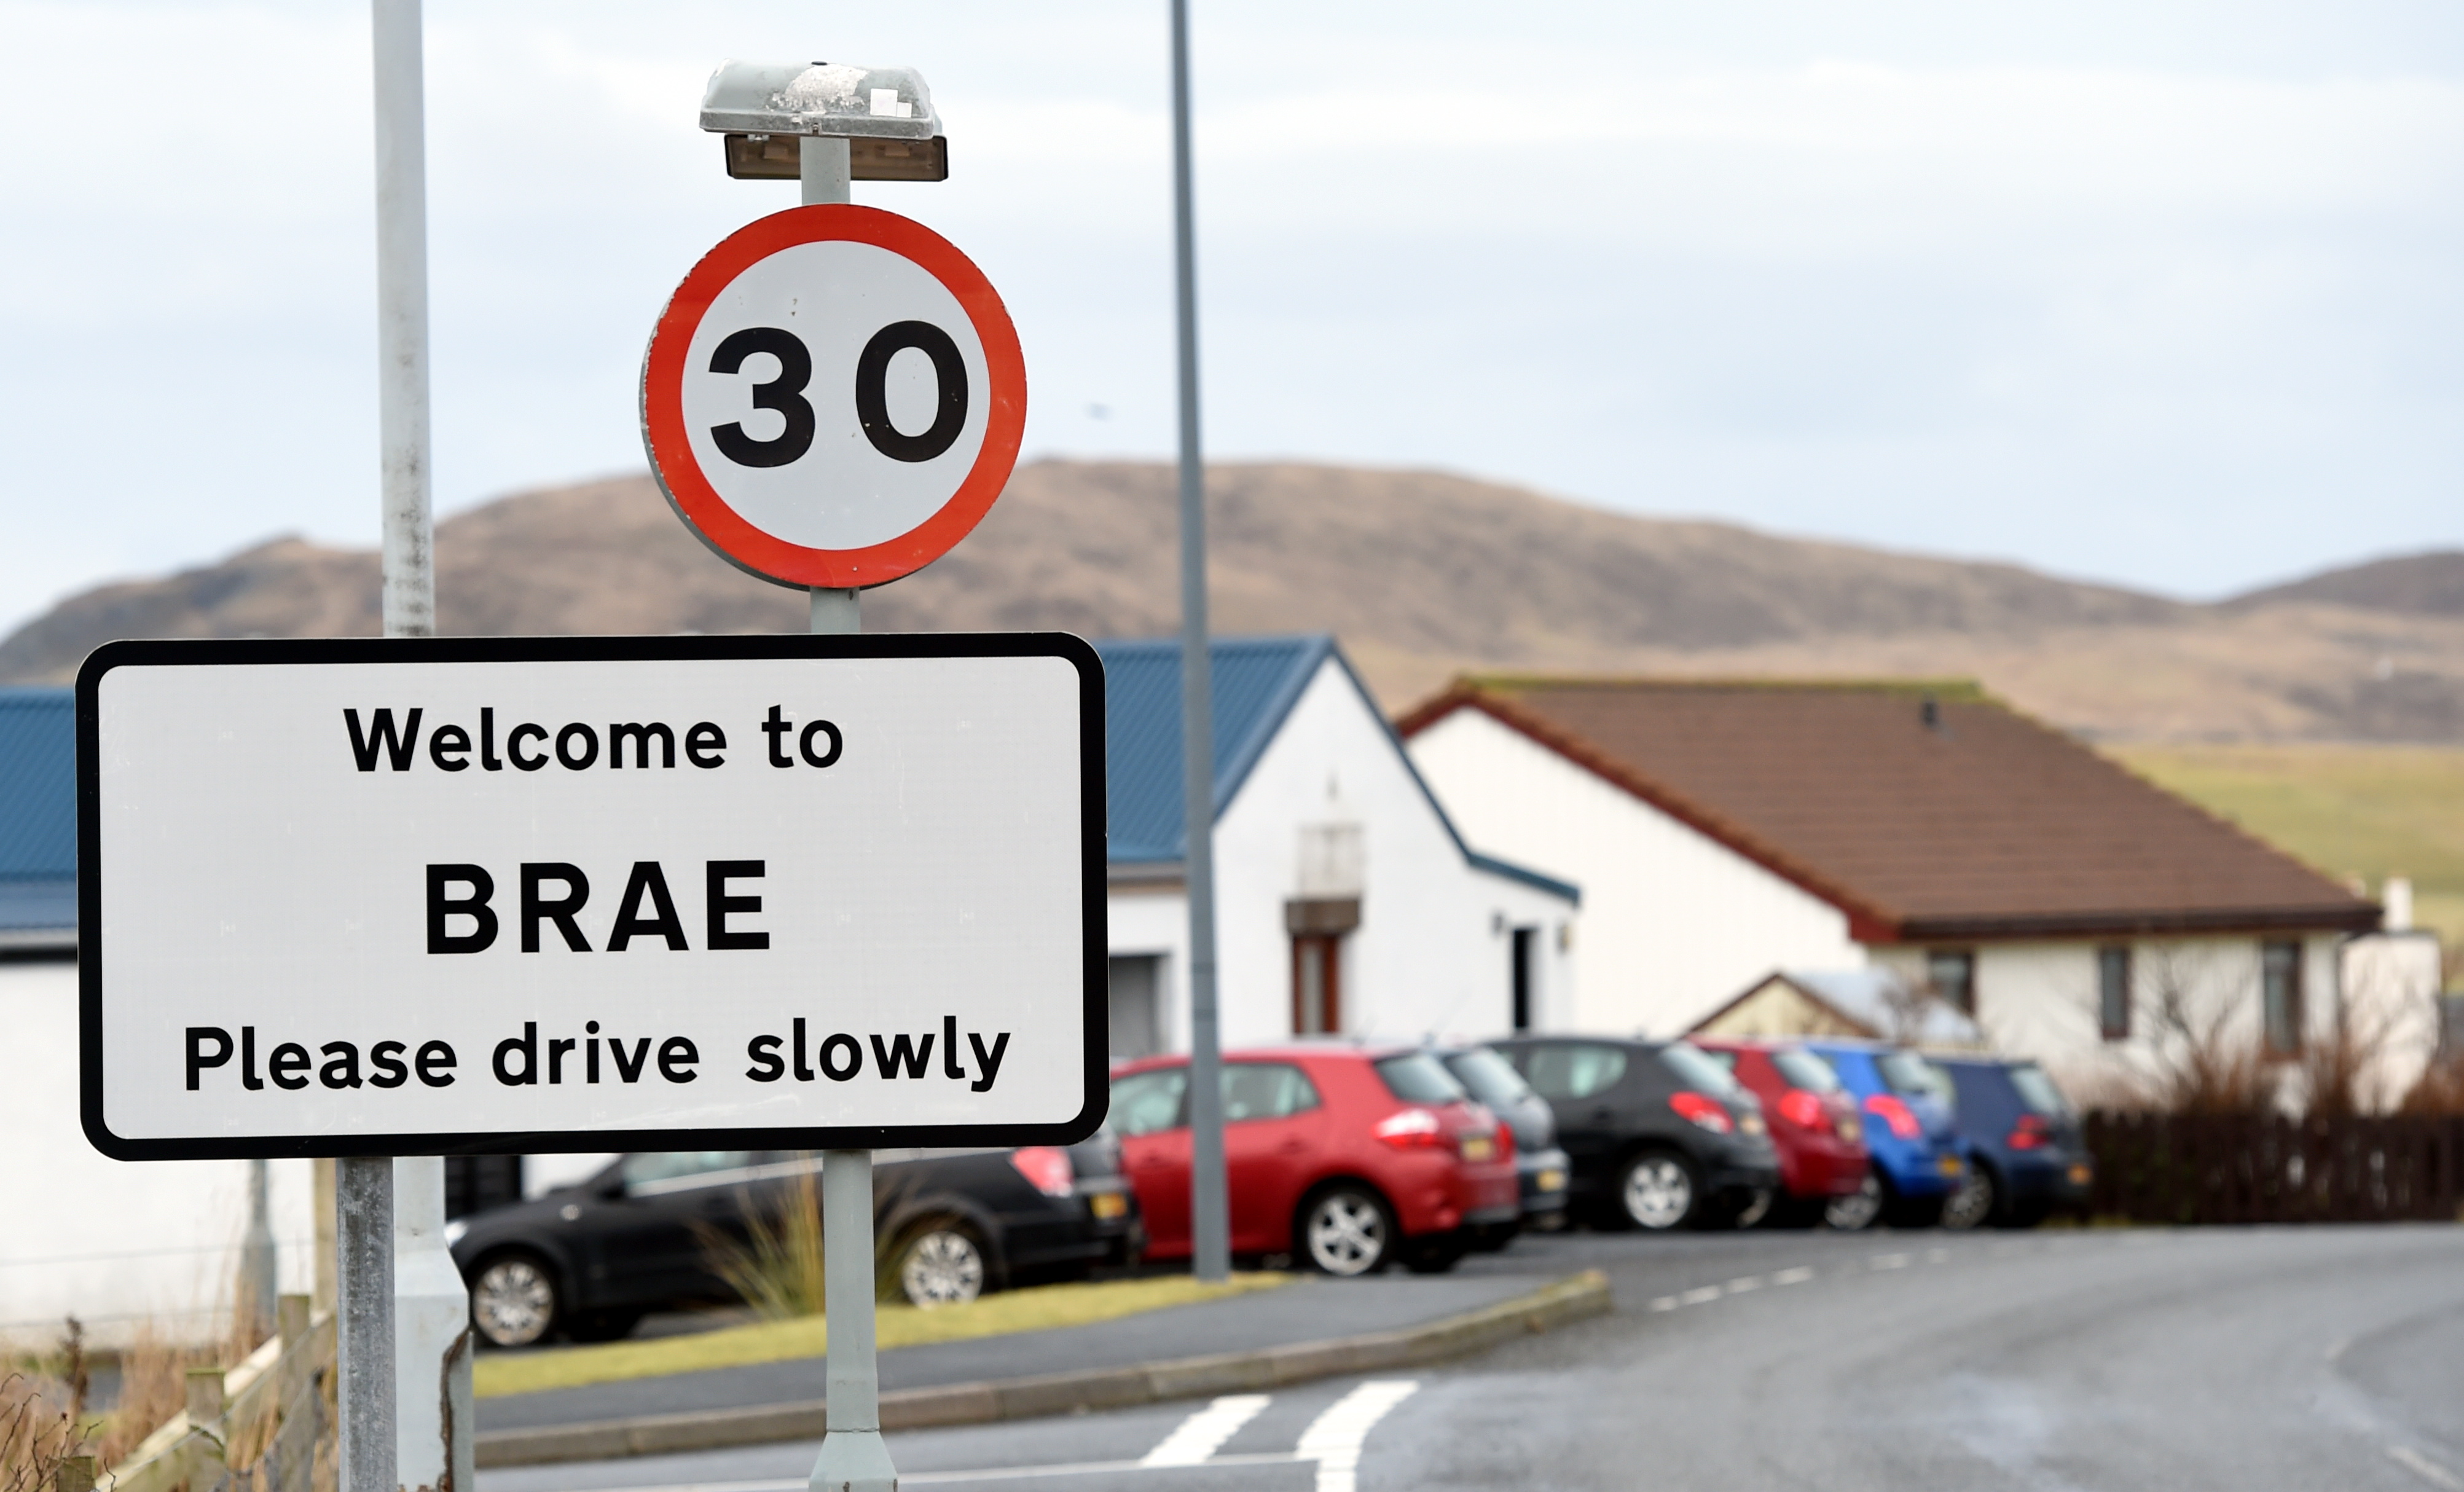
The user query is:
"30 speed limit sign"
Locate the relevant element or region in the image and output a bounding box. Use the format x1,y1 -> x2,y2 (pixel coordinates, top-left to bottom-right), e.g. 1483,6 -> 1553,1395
642,205 -> 1027,589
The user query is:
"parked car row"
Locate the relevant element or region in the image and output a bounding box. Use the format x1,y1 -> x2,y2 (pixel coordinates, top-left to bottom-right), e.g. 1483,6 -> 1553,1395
445,1032 -> 2088,1346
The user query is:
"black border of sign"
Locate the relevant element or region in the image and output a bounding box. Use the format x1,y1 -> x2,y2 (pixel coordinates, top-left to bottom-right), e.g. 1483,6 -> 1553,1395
76,633 -> 1108,1162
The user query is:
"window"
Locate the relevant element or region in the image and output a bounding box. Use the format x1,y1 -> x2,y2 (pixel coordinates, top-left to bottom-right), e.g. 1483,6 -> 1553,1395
1928,949 -> 1977,1015
2007,1063 -> 2073,1118
2262,941 -> 2304,1056
1657,1040 -> 1747,1097
1373,1052 -> 1469,1104
1441,1048 -> 1536,1111
1771,1048 -> 1843,1094
620,1152 -> 755,1195
1222,1062 -> 1320,1122
2098,946 -> 2132,1041
1108,954 -> 1163,1059
1108,1067 -> 1188,1137
1876,1050 -> 1955,1105
1522,1043 -> 1628,1102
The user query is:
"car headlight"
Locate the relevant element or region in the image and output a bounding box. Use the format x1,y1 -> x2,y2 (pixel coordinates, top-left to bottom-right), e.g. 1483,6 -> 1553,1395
444,1219 -> 468,1247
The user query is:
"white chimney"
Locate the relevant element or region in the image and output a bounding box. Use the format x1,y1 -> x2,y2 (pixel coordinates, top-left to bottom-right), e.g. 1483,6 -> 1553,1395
2385,876 -> 2414,933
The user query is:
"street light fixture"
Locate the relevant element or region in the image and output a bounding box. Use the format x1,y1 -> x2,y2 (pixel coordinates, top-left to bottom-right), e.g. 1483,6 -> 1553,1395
700,60 -> 949,181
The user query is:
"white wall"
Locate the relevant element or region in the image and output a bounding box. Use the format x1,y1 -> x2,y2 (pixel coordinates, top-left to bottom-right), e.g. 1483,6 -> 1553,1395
0,960 -> 317,1348
1410,706 -> 1859,1035
2340,930 -> 2446,1110
1115,660 -> 1575,1055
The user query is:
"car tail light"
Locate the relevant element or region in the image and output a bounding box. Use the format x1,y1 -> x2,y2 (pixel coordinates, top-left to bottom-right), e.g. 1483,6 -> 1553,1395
1373,1107 -> 1448,1150
1777,1090 -> 1827,1129
1668,1091 -> 1733,1134
2008,1114 -> 2052,1151
1862,1093 -> 1922,1141
1010,1146 -> 1075,1198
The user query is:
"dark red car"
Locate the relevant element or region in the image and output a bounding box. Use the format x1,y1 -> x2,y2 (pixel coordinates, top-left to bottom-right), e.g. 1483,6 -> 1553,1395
1108,1043 -> 1520,1275
1692,1037 -> 1870,1226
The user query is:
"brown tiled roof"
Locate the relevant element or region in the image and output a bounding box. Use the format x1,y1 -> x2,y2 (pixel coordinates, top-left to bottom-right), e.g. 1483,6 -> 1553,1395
1398,677 -> 2379,943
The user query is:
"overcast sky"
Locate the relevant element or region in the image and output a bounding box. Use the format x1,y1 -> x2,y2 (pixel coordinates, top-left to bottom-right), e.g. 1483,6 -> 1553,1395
1,1 -> 2459,632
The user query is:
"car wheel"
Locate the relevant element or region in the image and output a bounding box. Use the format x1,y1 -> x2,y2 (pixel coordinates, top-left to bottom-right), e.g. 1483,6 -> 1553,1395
1618,1151 -> 1700,1231
1940,1165 -> 1995,1231
1824,1174 -> 1884,1231
1300,1185 -> 1395,1276
1728,1188 -> 1775,1230
468,1252 -> 559,1348
897,1225 -> 988,1307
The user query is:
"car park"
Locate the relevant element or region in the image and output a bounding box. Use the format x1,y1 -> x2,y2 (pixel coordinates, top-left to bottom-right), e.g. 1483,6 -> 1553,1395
447,1141 -> 1139,1348
1108,1043 -> 1520,1276
1690,1036 -> 1871,1227
1430,1043 -> 1572,1246
1798,1040 -> 1965,1228
1936,1055 -> 2094,1229
1488,1035 -> 1780,1231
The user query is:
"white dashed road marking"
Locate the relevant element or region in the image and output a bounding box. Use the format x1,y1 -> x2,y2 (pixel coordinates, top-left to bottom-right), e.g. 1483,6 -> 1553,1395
1139,1394 -> 1272,1467
1773,1266 -> 1815,1286
2391,1446 -> 2464,1491
1297,1380 -> 1421,1492
1724,1276 -> 1764,1293
1870,1252 -> 1912,1270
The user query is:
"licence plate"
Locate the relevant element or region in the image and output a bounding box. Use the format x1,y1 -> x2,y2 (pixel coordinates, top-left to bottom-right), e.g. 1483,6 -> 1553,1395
1938,1156 -> 1963,1176
1460,1137 -> 1496,1163
1537,1169 -> 1566,1193
2068,1163 -> 2092,1186
1090,1192 -> 1129,1220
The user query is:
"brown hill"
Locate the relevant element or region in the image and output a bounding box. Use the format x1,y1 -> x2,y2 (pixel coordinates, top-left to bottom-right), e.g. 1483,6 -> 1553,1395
2227,550 -> 2464,618
5,460 -> 2460,743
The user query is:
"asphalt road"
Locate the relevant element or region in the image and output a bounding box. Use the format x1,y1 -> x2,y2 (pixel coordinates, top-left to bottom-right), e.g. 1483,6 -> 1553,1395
480,1223 -> 2464,1492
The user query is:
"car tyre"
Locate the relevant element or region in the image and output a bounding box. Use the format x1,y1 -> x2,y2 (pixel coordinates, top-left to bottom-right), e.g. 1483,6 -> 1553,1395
468,1252 -> 560,1349
1824,1174 -> 1884,1231
896,1224 -> 987,1307
1299,1185 -> 1395,1276
1617,1150 -> 1701,1231
1940,1164 -> 1995,1231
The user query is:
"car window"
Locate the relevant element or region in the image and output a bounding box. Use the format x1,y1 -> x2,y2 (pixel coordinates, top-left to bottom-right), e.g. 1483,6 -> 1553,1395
1771,1048 -> 1843,1093
1373,1052 -> 1470,1104
1695,1048 -> 1740,1075
1523,1043 -> 1628,1101
1222,1062 -> 1321,1121
621,1152 -> 755,1194
1108,1067 -> 1190,1137
1876,1050 -> 1956,1104
1441,1048 -> 1534,1109
1655,1040 -> 1746,1096
2008,1063 -> 2073,1117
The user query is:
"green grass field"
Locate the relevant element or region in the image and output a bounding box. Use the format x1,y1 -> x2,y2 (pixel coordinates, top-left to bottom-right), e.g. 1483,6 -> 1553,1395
471,1272 -> 1289,1399
2110,742 -> 2464,956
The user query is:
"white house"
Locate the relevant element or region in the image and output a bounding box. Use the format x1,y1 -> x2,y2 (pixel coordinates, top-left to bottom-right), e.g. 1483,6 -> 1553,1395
1100,636 -> 1577,1055
1402,677 -> 2395,1104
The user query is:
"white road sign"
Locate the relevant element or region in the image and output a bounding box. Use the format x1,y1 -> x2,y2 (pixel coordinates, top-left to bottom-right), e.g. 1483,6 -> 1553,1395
642,205 -> 1027,592
77,635 -> 1104,1161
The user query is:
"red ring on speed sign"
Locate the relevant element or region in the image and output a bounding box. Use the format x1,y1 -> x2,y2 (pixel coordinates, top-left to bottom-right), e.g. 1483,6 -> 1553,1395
642,205 -> 1027,590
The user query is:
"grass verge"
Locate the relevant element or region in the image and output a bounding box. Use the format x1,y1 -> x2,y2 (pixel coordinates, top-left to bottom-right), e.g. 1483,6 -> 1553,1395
473,1273 -> 1290,1399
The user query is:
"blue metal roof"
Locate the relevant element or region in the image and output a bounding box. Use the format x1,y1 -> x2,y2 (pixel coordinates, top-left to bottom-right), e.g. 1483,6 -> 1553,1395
1097,635 -> 1334,862
1094,636 -> 1577,904
0,688 -> 75,938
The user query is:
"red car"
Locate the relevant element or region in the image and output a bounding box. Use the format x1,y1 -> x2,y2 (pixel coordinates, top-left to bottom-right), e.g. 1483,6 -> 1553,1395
1108,1043 -> 1520,1275
1692,1037 -> 1870,1226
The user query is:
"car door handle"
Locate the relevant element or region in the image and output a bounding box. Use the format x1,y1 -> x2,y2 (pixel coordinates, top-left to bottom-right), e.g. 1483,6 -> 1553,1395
1278,1141 -> 1306,1155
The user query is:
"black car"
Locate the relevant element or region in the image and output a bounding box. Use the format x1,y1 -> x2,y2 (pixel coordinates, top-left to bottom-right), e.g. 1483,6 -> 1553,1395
1935,1056 -> 2093,1230
447,1141 -> 1139,1348
1430,1043 -> 1571,1247
1490,1035 -> 1780,1231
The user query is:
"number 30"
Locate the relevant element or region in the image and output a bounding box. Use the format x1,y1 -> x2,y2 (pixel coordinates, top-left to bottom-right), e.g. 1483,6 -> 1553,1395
708,323 -> 969,468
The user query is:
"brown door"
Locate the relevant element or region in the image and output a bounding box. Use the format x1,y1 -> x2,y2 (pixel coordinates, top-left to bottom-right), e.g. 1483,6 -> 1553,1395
1292,934 -> 1342,1034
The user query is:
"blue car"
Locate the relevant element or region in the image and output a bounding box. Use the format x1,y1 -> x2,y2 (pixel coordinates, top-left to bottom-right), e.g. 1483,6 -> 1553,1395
1935,1056 -> 2093,1229
1800,1040 -> 1965,1229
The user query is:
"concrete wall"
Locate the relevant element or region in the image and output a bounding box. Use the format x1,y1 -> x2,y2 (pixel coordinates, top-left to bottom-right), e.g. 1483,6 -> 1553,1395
1114,659 -> 1575,1054
0,959 -> 318,1347
1408,707 -> 1860,1035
